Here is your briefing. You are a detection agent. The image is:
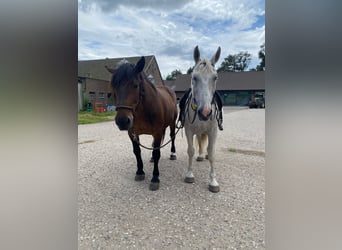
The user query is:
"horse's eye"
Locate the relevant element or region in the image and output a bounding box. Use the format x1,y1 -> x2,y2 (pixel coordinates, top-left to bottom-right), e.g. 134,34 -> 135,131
192,76 -> 197,82
213,76 -> 218,81
133,84 -> 139,89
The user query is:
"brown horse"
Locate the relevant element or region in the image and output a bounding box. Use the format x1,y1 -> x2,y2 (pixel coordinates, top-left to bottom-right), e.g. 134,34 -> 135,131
106,57 -> 178,191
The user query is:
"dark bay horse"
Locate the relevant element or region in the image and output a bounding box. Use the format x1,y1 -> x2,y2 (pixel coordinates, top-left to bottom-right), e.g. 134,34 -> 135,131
106,57 -> 178,191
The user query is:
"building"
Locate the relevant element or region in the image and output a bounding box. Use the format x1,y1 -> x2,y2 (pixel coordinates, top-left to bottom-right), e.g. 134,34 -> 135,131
164,71 -> 265,106
78,55 -> 163,111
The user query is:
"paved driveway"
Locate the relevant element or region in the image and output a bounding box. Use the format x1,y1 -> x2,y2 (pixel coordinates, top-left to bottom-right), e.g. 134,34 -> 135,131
78,107 -> 265,249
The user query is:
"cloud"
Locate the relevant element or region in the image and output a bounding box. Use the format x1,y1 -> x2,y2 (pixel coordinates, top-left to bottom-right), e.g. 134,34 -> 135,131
178,0 -> 264,30
79,0 -> 192,12
78,0 -> 265,78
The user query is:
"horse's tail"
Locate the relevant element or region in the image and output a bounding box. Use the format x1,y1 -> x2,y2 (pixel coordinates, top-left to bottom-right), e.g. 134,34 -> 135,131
194,134 -> 208,152
199,134 -> 208,150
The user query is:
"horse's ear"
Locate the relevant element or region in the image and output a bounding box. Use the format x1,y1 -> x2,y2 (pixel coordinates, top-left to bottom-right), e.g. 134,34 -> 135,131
105,65 -> 115,74
194,45 -> 200,64
211,46 -> 221,65
135,56 -> 145,74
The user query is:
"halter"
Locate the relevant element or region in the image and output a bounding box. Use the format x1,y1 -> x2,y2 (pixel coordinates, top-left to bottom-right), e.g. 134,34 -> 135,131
115,105 -> 135,111
115,75 -> 144,113
184,91 -> 216,125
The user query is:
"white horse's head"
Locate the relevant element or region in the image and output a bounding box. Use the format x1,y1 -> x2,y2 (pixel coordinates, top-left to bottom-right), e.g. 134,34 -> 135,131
191,45 -> 221,121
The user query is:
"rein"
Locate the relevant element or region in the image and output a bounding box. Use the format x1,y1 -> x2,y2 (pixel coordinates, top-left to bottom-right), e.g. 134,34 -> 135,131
131,125 -> 182,151
187,93 -> 198,124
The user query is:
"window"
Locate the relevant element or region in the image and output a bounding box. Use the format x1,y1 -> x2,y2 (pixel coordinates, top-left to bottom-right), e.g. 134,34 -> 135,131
99,92 -> 105,99
89,91 -> 95,99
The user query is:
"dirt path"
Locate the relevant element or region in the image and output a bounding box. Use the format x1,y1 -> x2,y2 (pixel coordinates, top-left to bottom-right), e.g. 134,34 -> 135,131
78,107 -> 265,249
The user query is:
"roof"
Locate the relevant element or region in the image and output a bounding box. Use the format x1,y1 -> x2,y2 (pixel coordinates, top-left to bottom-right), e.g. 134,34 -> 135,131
78,55 -> 155,81
164,71 -> 265,92
217,71 -> 265,90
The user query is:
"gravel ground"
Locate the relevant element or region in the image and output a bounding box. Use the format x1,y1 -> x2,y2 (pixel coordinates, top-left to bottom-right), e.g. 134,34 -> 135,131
78,107 -> 265,249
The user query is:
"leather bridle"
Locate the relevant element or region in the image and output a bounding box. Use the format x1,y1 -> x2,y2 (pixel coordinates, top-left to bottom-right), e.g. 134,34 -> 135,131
114,76 -> 144,113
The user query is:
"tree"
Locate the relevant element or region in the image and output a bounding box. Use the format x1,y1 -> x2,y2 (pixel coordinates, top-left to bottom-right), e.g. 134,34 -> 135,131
218,51 -> 252,72
234,51 -> 252,71
217,55 -> 236,72
186,66 -> 194,74
256,43 -> 265,71
166,69 -> 182,80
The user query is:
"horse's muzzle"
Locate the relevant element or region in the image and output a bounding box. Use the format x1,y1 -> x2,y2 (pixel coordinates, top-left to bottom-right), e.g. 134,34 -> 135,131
115,115 -> 133,130
198,105 -> 212,121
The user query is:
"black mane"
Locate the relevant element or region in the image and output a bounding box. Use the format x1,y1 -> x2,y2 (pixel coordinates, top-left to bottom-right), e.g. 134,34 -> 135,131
110,60 -> 157,92
111,62 -> 135,87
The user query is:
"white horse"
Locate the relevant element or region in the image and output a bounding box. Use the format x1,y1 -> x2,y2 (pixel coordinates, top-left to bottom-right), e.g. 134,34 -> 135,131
183,45 -> 221,192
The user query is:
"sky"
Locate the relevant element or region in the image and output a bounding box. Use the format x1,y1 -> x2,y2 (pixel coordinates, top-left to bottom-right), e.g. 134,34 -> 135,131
78,0 -> 265,79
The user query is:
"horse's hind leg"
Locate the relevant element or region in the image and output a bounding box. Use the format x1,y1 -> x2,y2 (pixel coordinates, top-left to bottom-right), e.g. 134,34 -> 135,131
184,131 -> 195,183
129,134 -> 145,181
169,125 -> 177,160
207,131 -> 219,192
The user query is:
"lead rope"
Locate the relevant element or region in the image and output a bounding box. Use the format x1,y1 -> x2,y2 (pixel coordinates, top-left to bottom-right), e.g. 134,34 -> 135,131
132,90 -> 184,150
112,116 -> 182,151
134,94 -> 193,151
132,125 -> 182,151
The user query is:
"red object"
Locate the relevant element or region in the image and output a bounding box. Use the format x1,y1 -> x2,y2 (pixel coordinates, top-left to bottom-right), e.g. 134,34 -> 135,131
94,102 -> 106,112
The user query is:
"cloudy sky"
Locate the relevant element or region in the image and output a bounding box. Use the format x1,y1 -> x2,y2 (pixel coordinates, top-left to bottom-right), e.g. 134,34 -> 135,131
78,0 -> 265,79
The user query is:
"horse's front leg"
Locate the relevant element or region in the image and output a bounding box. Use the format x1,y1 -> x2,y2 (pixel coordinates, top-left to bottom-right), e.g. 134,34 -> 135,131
150,135 -> 162,191
207,129 -> 219,192
129,133 -> 145,181
184,130 -> 195,183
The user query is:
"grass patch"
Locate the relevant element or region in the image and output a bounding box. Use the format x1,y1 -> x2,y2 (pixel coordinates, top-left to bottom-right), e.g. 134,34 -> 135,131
78,139 -> 97,144
228,147 -> 265,157
228,148 -> 237,153
78,111 -> 116,124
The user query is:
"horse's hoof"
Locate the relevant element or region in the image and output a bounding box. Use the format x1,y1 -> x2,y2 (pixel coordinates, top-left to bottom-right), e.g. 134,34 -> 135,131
209,185 -> 220,193
149,182 -> 159,191
184,177 -> 195,183
150,157 -> 154,163
196,156 -> 204,161
170,154 -> 177,160
135,174 -> 145,181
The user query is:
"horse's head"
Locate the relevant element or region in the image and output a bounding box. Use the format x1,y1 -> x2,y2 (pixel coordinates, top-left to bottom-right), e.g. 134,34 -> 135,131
106,57 -> 145,130
191,46 -> 221,121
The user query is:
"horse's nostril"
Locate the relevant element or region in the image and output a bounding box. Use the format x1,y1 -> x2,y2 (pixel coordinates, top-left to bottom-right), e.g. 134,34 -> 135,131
198,107 -> 212,121
202,106 -> 211,117
124,117 -> 130,124
198,105 -> 211,117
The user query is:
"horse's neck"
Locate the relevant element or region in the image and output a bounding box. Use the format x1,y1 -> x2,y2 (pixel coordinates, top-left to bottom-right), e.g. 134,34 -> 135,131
141,76 -> 158,101
135,76 -> 158,115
